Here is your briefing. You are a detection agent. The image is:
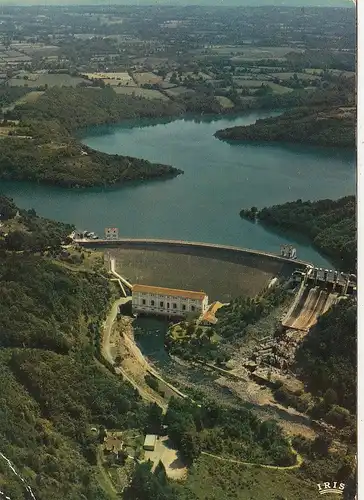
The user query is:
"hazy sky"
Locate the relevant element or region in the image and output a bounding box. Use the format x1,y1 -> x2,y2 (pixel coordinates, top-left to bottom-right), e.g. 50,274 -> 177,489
0,0 -> 354,6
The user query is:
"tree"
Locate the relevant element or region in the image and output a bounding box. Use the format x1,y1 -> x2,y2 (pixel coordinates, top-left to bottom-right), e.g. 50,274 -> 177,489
186,322 -> 195,335
0,197 -> 17,220
27,208 -> 37,217
324,388 -> 338,407
99,425 -> 107,443
180,431 -> 202,464
123,462 -> 176,500
117,449 -> 128,466
312,435 -> 331,457
5,230 -> 29,250
146,403 -> 163,435
206,328 -> 214,339
170,72 -> 178,85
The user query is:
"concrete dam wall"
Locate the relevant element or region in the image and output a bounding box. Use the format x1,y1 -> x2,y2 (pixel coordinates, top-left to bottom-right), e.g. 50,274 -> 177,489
79,239 -> 310,302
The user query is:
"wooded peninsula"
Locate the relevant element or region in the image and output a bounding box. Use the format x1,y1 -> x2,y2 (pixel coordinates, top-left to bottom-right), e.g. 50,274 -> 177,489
240,196 -> 356,271
215,106 -> 355,148
0,87 -> 184,188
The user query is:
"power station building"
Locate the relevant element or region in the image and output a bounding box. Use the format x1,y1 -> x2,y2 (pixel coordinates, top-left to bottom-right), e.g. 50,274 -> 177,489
132,284 -> 209,318
105,227 -> 119,240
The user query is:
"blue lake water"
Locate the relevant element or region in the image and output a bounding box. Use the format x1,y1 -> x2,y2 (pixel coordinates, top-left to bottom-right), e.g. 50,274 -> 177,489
0,110 -> 355,267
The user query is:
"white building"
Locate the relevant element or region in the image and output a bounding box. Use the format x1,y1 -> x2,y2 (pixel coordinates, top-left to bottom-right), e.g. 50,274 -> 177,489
132,284 -> 209,318
105,227 -> 119,240
143,434 -> 157,451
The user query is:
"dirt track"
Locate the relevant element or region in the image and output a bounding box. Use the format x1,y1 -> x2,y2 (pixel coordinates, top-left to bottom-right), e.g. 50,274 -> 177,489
102,299 -> 168,410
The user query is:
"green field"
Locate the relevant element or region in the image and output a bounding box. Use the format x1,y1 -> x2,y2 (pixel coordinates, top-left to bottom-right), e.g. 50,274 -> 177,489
194,46 -> 302,60
271,72 -> 320,81
165,86 -> 196,98
267,82 -> 294,94
304,68 -> 354,78
9,73 -> 89,88
233,78 -> 270,88
113,86 -> 170,101
132,71 -> 163,86
14,90 -> 45,104
216,95 -> 235,108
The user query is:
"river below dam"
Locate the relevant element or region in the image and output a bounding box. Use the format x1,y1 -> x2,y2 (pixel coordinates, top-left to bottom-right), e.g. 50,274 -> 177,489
0,110 -> 355,267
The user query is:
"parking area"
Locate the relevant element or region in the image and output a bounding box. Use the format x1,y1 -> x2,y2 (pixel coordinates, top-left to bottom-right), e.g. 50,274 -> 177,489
144,436 -> 187,480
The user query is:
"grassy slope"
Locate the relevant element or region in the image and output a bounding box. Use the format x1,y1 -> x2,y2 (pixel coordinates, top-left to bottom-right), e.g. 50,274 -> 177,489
177,455 -> 318,500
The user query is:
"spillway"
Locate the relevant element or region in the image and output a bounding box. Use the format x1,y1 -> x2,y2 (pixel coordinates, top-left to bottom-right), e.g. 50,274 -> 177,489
282,286 -> 338,331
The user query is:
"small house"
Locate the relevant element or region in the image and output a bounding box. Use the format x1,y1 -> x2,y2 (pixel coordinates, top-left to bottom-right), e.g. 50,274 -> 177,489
103,432 -> 123,456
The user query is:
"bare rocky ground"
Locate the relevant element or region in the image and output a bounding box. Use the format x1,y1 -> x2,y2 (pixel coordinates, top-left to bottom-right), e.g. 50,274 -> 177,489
155,299 -> 318,440
110,294 -> 318,444
110,316 -> 167,408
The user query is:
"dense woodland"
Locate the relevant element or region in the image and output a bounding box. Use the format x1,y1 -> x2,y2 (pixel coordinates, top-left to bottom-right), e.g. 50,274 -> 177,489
215,72 -> 355,147
164,398 -> 295,467
296,298 -> 356,414
286,299 -> 357,489
0,195 -> 148,499
0,87 -> 29,109
11,87 -> 183,132
216,105 -> 355,148
215,284 -> 289,339
0,87 -> 183,187
0,137 -> 181,188
241,196 -> 356,271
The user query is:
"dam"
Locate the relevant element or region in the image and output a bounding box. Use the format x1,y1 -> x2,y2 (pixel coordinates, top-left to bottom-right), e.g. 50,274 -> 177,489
76,237 -> 309,302
75,237 -> 355,329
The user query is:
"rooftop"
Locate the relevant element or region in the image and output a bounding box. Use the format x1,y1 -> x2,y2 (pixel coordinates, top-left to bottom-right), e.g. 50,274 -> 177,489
144,434 -> 157,447
104,433 -> 123,453
201,301 -> 225,324
133,283 -> 207,300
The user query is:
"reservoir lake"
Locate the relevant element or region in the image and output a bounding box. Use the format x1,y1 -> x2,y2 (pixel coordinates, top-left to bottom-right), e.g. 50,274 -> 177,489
0,110 -> 355,267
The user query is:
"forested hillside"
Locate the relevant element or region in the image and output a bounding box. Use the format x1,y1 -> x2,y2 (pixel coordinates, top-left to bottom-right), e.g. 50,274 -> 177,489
215,106 -> 355,148
0,195 -> 147,499
296,299 -> 356,413
164,397 -> 296,466
0,87 -> 29,109
12,86 -> 183,132
290,299 -> 356,490
240,196 -> 356,270
0,87 -> 183,187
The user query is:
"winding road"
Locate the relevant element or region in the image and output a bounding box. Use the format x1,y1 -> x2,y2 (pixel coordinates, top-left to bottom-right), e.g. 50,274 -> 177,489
201,439 -> 302,470
101,297 -> 168,410
101,297 -> 304,470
